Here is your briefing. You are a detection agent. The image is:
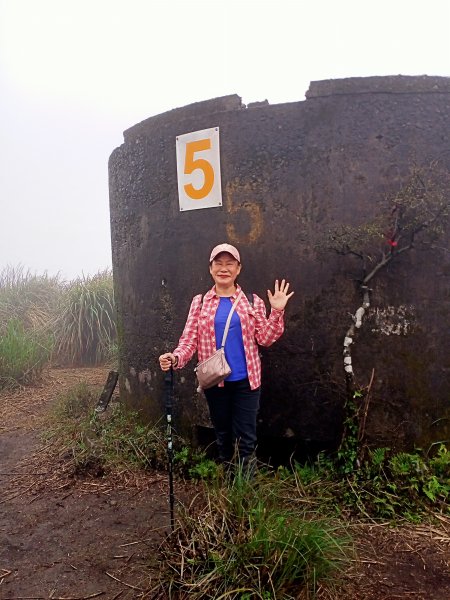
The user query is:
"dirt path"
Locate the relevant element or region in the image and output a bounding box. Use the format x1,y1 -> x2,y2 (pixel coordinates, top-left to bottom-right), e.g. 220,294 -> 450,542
0,368 -> 172,599
1,368 -> 449,599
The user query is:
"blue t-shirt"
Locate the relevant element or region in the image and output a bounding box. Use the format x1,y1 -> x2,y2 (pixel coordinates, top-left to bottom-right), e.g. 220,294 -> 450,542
214,297 -> 248,381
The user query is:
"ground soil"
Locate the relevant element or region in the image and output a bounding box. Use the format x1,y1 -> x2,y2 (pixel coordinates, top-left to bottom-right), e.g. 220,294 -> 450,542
1,367 -> 449,600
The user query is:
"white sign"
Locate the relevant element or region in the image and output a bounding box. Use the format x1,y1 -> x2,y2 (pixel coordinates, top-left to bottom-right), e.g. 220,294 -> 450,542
176,127 -> 222,211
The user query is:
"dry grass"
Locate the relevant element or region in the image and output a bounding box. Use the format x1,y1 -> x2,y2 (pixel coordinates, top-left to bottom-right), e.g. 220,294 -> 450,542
0,367 -> 169,504
0,367 -> 105,431
0,265 -> 61,332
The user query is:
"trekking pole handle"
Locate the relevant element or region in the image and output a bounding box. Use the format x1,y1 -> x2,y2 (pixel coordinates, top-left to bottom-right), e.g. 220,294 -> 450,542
164,366 -> 174,410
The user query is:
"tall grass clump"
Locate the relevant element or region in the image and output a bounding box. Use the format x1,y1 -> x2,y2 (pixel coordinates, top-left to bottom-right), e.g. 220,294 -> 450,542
156,470 -> 353,599
0,265 -> 61,332
55,269 -> 116,366
0,266 -> 58,388
0,318 -> 53,388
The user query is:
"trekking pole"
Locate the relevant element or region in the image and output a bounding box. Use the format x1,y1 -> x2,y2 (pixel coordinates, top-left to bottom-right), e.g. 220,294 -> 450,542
164,366 -> 175,532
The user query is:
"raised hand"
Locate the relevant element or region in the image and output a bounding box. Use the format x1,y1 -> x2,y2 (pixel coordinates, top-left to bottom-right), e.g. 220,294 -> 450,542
267,279 -> 294,311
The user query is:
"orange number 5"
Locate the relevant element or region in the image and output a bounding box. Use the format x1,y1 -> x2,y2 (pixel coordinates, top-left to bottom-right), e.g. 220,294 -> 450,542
184,139 -> 215,200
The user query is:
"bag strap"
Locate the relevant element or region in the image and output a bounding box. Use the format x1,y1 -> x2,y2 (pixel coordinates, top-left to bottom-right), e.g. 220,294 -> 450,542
220,290 -> 243,348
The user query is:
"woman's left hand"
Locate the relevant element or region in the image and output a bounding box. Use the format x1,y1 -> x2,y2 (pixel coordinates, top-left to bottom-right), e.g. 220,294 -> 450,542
267,279 -> 294,311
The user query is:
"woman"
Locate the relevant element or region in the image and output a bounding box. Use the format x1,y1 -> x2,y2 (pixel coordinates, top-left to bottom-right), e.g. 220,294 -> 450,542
159,243 -> 294,467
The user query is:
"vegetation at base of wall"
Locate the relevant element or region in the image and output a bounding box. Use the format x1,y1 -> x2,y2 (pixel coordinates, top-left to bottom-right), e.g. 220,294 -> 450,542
48,382 -> 166,473
49,382 -> 449,525
174,445 -> 221,480
0,266 -> 117,381
334,444 -> 449,520
178,443 -> 449,524
328,388 -> 450,520
179,442 -> 449,523
154,468 -> 353,600
47,383 -> 223,478
0,318 -> 53,388
44,376 -> 450,525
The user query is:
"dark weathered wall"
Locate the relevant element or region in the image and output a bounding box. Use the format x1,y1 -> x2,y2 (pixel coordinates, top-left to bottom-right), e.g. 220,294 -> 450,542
109,76 -> 450,454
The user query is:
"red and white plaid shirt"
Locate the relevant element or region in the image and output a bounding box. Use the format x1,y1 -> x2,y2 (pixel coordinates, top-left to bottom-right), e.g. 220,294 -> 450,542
173,284 -> 285,390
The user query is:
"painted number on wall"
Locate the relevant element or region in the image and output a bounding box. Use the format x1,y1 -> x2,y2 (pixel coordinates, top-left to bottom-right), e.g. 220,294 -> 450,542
176,127 -> 222,211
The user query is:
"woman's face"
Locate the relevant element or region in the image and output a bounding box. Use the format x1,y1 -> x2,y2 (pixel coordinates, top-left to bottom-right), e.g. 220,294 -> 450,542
209,252 -> 241,287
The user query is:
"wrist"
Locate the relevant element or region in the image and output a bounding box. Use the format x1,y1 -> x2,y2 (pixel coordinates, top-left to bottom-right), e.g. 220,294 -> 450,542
270,307 -> 285,320
271,306 -> 285,313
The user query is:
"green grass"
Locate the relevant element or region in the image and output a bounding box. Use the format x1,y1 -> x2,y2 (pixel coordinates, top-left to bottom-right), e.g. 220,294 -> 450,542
0,318 -> 53,388
156,469 -> 353,599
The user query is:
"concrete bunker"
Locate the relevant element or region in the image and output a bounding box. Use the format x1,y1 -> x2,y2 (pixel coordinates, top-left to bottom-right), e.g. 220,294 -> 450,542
109,76 -> 450,458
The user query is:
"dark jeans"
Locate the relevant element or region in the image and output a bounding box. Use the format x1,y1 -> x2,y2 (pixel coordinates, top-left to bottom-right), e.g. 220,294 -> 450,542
204,378 -> 260,465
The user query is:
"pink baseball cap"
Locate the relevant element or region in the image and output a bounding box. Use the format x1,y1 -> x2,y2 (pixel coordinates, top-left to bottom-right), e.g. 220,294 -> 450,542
209,243 -> 241,263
